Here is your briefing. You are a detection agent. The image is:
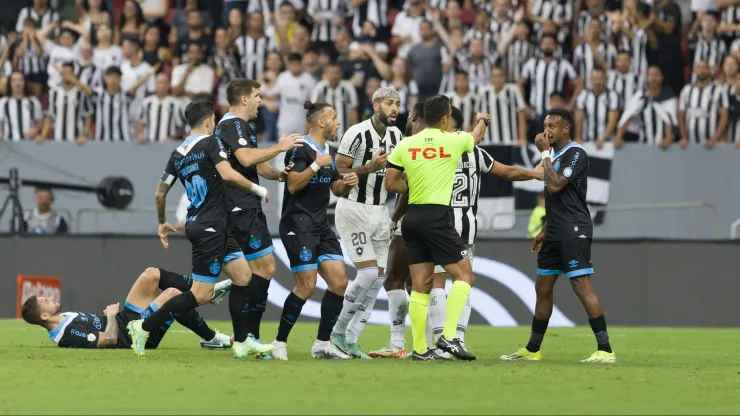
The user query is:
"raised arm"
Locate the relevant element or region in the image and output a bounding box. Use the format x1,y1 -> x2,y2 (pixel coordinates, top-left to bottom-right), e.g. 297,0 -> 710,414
490,162 -> 544,181
535,134 -> 568,194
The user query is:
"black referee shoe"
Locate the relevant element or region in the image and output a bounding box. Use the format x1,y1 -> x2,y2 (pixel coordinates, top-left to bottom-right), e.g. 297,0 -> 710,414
410,349 -> 451,361
436,336 -> 476,361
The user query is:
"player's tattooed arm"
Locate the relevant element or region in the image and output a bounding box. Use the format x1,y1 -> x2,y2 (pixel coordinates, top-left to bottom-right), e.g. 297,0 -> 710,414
154,181 -> 171,224
542,158 -> 568,193
97,303 -> 120,348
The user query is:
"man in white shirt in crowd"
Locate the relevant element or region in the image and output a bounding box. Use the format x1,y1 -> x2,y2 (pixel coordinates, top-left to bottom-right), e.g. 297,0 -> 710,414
37,23 -> 80,89
171,41 -> 215,107
391,0 -> 426,59
121,38 -> 156,120
276,52 -> 317,137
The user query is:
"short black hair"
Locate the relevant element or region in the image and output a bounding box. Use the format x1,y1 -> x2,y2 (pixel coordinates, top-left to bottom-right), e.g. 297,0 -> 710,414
21,296 -> 43,325
184,100 -> 215,128
187,40 -> 202,51
549,91 -> 565,100
286,53 -> 302,62
637,1 -> 652,17
423,95 -> 451,126
617,49 -> 631,57
226,78 -> 261,106
304,100 -> 333,124
450,106 -> 464,131
280,1 -> 295,9
454,70 -> 469,77
60,61 -> 75,70
186,8 -> 201,17
105,66 -> 122,76
412,102 -> 425,119
540,34 -> 557,44
545,108 -> 574,128
23,18 -> 38,28
591,65 -> 605,74
122,37 -> 141,49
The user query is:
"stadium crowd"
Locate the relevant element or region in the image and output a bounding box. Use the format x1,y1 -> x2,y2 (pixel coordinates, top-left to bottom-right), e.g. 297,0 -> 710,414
0,0 -> 739,148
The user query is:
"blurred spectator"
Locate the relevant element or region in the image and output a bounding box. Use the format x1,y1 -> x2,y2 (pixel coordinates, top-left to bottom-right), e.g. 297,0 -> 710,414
74,41 -> 103,91
235,11 -> 277,81
89,66 -> 133,142
607,51 -> 640,112
310,61 -> 359,139
22,187 -> 69,234
213,27 -> 244,113
16,0 -> 59,33
121,38 -> 155,118
0,72 -> 44,141
115,0 -> 146,45
56,0 -> 80,23
40,62 -> 93,143
527,193 -> 546,239
360,76 -> 381,119
476,66 -> 527,145
276,53 -> 315,136
573,18 -> 617,89
678,59 -> 729,149
528,0 -> 573,39
171,41 -> 215,107
611,1 -> 654,89
172,0 -> 214,40
653,0 -> 684,96
172,10 -> 213,66
465,38 -> 500,93
464,8 -> 493,54
407,20 -> 444,101
727,67 -> 740,145
444,70 -> 475,131
379,56 -> 418,126
575,0 -> 611,47
721,54 -> 740,85
225,8 -> 247,43
391,0 -> 426,59
13,19 -> 46,98
489,0 -> 514,45
497,13 -> 535,83
79,0 -> 112,40
692,13 -> 727,80
340,41 -> 380,97
257,51 -> 284,142
139,0 -> 169,23
38,23 -> 80,89
92,24 -> 123,73
273,2 -> 300,46
718,0 -> 740,47
302,47 -> 322,80
137,73 -> 185,143
348,0 -> 389,40
574,67 -> 619,147
307,0 -> 347,50
141,25 -> 164,65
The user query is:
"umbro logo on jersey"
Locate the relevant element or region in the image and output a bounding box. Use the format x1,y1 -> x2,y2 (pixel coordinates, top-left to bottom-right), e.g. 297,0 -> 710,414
286,231 -> 296,236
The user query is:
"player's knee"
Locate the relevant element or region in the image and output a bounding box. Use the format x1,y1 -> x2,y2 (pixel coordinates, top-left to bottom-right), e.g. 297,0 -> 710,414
294,278 -> 316,299
255,261 -> 276,279
191,284 -> 215,304
140,267 -> 161,284
536,279 -> 554,299
432,274 -> 446,289
327,275 -> 348,294
161,287 -> 182,299
569,277 -> 592,297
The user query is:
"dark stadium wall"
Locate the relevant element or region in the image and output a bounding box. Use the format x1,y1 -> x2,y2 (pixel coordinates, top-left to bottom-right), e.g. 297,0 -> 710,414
2,236 -> 739,326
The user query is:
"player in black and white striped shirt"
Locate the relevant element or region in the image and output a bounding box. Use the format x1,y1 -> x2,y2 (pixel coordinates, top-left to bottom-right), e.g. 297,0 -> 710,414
137,73 -> 186,143
0,72 -> 44,141
607,51 -> 639,111
679,59 -> 730,149
311,63 -> 359,141
307,0 -> 346,46
574,67 -> 619,145
572,18 -> 617,89
519,35 -> 581,117
40,62 -> 94,142
90,66 -> 133,142
444,70 -> 477,131
426,104 -> 543,356
475,66 -> 527,145
330,87 -> 402,359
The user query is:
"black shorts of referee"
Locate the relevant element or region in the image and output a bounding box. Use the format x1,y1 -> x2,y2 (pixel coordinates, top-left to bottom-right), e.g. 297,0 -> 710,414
401,204 -> 469,266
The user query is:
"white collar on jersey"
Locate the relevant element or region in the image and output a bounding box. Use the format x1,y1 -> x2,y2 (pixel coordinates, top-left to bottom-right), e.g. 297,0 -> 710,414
552,142 -> 583,160
177,134 -> 211,156
48,312 -> 79,344
302,135 -> 330,154
219,112 -> 239,123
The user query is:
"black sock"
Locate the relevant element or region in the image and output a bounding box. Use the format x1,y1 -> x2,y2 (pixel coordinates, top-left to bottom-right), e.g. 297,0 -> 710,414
526,317 -> 549,353
158,269 -> 192,292
588,315 -> 612,353
317,290 -> 344,342
245,274 -> 271,339
142,291 -> 198,333
276,291 -> 306,343
172,309 -> 216,341
229,284 -> 251,343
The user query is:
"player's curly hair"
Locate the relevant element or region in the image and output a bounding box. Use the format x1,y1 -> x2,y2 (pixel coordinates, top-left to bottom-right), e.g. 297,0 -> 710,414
304,101 -> 333,124
21,296 -> 44,326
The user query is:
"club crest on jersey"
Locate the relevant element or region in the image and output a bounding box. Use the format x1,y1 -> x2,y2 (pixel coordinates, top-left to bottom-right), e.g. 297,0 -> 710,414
238,138 -> 248,146
249,236 -> 262,250
299,248 -> 312,262
553,159 -> 560,173
209,261 -> 221,275
563,166 -> 573,177
356,247 -> 364,256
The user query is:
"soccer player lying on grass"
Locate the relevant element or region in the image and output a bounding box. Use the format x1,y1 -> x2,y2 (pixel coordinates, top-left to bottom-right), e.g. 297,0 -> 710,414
21,267 -> 232,349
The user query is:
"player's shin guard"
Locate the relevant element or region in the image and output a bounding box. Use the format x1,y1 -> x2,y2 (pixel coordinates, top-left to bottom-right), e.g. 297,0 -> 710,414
442,281 -> 470,340
588,315 -> 612,353
387,289 -> 408,348
318,290 -> 344,341
347,276 -> 384,344
173,309 -> 216,341
526,317 -> 549,353
142,291 -> 198,333
158,269 -> 192,292
229,284 -> 251,343
428,288 -> 446,343
334,267 -> 378,333
245,274 -> 271,339
456,296 -> 471,342
276,292 -> 306,342
409,291 -> 430,353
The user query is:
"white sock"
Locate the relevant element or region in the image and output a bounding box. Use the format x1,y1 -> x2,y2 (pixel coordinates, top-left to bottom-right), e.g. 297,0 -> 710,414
387,289 -> 408,349
428,288 -> 446,344
347,276 -> 383,344
456,295 -> 472,342
333,266 -> 378,333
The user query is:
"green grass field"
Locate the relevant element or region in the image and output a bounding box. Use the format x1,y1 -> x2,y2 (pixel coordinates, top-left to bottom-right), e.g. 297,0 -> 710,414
2,320 -> 739,415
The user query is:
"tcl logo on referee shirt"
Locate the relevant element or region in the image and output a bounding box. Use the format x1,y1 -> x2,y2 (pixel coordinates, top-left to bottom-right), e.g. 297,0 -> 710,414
409,147 -> 452,160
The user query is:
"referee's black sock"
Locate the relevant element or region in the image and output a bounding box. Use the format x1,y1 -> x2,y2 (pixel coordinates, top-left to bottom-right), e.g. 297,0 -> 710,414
142,291 -> 198,333
229,283 -> 251,343
526,317 -> 549,353
245,274 -> 271,339
588,315 -> 612,353
276,291 -> 306,343
157,269 -> 192,292
172,309 -> 216,341
317,290 -> 344,342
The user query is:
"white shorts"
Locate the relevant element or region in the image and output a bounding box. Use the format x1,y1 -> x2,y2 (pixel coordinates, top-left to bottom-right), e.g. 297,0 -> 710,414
434,243 -> 475,274
335,198 -> 392,269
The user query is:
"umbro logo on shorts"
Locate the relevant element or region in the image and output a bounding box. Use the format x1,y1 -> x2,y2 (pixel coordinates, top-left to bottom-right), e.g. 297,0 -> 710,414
461,250 -> 469,258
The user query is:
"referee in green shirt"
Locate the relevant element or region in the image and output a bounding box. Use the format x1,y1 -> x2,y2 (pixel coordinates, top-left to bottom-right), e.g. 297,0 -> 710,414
385,95 -> 483,361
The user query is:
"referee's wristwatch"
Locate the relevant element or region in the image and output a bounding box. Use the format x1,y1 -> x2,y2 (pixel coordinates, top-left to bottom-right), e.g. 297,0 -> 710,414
478,118 -> 489,127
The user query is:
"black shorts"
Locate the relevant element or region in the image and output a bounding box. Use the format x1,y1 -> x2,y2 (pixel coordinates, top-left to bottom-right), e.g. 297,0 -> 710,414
279,219 -> 343,273
401,204 -> 467,266
186,226 -> 243,283
228,208 -> 275,261
115,302 -> 170,349
537,237 -> 594,278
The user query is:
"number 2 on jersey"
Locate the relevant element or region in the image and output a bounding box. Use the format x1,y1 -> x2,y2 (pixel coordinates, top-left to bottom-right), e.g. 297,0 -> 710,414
185,175 -> 208,209
451,172 -> 477,208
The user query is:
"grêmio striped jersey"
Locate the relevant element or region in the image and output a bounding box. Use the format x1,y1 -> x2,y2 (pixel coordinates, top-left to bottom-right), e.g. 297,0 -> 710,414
450,146 -> 495,244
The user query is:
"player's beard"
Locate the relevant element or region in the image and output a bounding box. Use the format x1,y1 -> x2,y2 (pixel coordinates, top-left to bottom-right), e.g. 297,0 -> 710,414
325,125 -> 337,140
380,111 -> 397,126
